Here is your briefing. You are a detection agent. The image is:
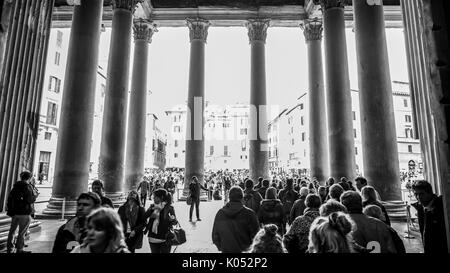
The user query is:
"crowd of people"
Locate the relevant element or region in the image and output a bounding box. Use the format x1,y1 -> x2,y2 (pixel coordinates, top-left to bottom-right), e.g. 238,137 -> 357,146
4,169 -> 448,253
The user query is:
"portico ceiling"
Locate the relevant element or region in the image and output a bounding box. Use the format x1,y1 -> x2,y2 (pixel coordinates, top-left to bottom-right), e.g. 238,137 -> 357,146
51,0 -> 403,28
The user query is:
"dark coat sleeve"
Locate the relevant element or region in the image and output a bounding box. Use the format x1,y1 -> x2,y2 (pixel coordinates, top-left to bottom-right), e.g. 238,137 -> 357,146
52,225 -> 75,253
248,210 -> 260,240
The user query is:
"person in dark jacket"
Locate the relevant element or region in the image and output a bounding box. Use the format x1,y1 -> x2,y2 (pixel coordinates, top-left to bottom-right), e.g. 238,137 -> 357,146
243,179 -> 263,214
52,192 -> 101,253
212,186 -> 260,253
290,187 -> 309,221
258,187 -> 286,235
278,178 -> 299,225
361,186 -> 391,226
91,179 -> 114,208
6,171 -> 36,253
257,179 -> 270,201
411,180 -> 448,253
118,190 -> 146,253
188,176 -> 208,222
145,189 -> 177,253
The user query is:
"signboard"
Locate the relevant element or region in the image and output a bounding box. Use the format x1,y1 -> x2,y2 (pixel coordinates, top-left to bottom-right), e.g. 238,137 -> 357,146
408,160 -> 416,170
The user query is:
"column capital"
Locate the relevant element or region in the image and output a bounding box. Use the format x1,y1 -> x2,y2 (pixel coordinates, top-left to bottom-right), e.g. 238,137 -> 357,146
300,18 -> 323,42
112,0 -> 143,12
313,0 -> 346,10
245,19 -> 270,44
186,18 -> 210,43
133,19 -> 157,43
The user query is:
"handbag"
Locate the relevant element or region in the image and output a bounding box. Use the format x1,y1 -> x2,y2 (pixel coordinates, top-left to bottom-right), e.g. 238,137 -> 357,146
166,223 -> 186,246
186,196 -> 192,206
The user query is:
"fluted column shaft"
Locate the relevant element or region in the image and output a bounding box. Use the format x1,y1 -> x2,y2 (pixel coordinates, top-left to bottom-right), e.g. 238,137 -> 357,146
318,0 -> 356,180
183,18 -> 209,191
302,19 -> 329,184
99,0 -> 138,202
43,0 -> 103,216
353,0 -> 401,200
247,19 -> 270,183
125,20 -> 156,191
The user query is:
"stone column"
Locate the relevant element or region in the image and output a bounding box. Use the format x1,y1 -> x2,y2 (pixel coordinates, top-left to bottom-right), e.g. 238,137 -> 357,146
43,0 -> 103,217
316,0 -> 356,180
98,0 -> 139,203
301,18 -> 329,184
125,19 -> 157,191
353,0 -> 401,201
246,19 -> 270,183
183,18 -> 210,194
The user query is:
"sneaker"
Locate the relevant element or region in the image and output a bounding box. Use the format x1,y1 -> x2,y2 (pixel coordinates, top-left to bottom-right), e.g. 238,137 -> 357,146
189,218 -> 192,222
197,218 -> 202,221
16,250 -> 31,253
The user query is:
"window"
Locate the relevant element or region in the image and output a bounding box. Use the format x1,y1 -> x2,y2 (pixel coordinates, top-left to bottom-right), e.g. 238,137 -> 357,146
354,129 -> 357,138
299,103 -> 304,110
224,160 -> 227,164
55,52 -> 60,66
210,146 -> 214,156
173,126 -> 181,133
224,146 -> 228,156
241,139 -> 246,151
174,116 -> 177,122
240,128 -> 247,135
408,145 -> 413,153
56,30 -> 63,47
404,99 -> 408,107
405,115 -> 412,123
44,132 -> 51,140
301,116 -> 304,125
302,132 -> 305,142
355,147 -> 358,155
353,111 -> 356,121
46,102 -> 58,125
289,153 -> 295,160
174,140 -> 178,147
292,139 -> 295,145
291,127 -> 294,134
174,153 -> 178,158
48,76 -> 61,93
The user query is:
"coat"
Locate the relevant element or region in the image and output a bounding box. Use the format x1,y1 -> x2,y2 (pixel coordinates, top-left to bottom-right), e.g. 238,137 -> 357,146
118,205 -> 146,250
284,209 -> 320,253
6,181 -> 35,216
144,204 -> 177,241
52,217 -> 86,253
290,196 -> 307,222
363,200 -> 391,226
411,195 -> 448,253
212,201 -> 259,253
257,199 -> 286,235
349,213 -> 397,253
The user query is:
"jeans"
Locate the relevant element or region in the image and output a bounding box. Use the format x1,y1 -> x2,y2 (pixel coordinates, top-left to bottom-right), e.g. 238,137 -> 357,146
149,241 -> 171,253
189,198 -> 200,220
7,215 -> 31,252
140,194 -> 147,207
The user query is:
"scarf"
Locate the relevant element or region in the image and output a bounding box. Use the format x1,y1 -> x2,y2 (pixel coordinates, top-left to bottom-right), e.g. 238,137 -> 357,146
151,202 -> 167,234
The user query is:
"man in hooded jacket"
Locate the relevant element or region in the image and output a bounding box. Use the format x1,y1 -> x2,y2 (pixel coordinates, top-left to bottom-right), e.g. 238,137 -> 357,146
212,186 -> 260,253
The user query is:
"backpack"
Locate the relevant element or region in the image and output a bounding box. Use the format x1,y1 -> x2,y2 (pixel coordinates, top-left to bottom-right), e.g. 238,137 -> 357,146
6,186 -> 28,217
243,191 -> 257,212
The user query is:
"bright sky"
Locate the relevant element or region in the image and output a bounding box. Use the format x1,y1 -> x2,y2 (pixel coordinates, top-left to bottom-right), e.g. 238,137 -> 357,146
94,26 -> 409,135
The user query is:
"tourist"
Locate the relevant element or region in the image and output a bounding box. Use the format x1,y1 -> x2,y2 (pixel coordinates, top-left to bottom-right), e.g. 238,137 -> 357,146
144,188 -> 178,253
243,179 -> 263,214
328,184 -> 344,202
283,194 -> 321,253
338,177 -> 351,191
212,186 -> 259,253
6,171 -> 36,253
289,187 -> 309,221
411,180 -> 448,253
308,212 -> 356,253
278,178 -> 299,225
137,177 -> 151,207
363,205 -> 406,253
91,179 -> 114,208
340,191 -> 397,253
71,207 -> 129,253
317,186 -> 327,204
361,186 -> 391,226
188,176 -> 208,222
319,199 -> 348,217
164,176 -> 176,197
247,224 -> 286,253
355,176 -> 368,192
258,187 -> 286,235
257,179 -> 270,201
118,190 -> 146,253
52,192 -> 101,253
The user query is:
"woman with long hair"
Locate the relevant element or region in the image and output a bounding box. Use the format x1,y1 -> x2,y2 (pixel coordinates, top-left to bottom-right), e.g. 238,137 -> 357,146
308,212 -> 355,253
258,187 -> 286,235
71,207 -> 129,253
361,186 -> 391,226
144,188 -> 177,253
118,190 -> 146,253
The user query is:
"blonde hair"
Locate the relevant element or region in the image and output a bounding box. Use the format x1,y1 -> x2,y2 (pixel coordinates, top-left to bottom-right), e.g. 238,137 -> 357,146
308,212 -> 355,253
84,207 -> 128,253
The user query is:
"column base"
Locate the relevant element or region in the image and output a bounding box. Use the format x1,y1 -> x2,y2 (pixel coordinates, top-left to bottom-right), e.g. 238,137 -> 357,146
177,188 -> 208,202
38,197 -> 78,219
105,192 -> 126,208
